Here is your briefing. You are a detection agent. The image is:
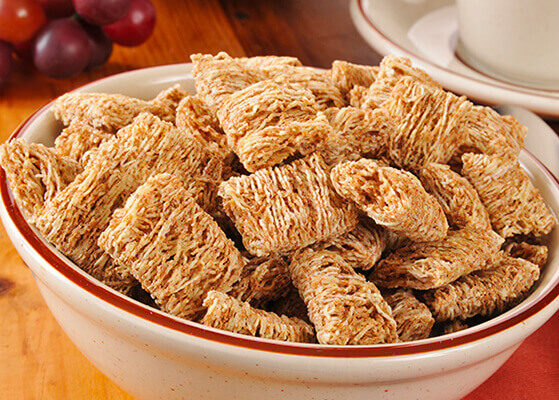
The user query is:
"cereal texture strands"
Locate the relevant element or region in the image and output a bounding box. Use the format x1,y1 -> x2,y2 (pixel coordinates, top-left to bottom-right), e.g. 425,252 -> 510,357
202,291 -> 315,343
0,138 -> 82,223
99,174 -> 245,320
331,158 -> 448,242
219,153 -> 358,256
289,248 -> 398,345
423,253 -> 540,321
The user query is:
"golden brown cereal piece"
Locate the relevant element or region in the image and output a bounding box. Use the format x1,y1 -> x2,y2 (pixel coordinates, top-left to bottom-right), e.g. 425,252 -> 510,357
99,174 -> 245,320
371,228 -> 504,290
503,241 -> 548,268
423,252 -> 540,321
191,52 -> 265,112
51,84 -> 187,132
35,113 -> 224,292
319,106 -> 394,165
330,60 -> 379,98
315,218 -> 387,271
202,290 -> 315,343
459,106 -> 526,160
54,119 -> 113,164
0,138 -> 83,223
331,159 -> 448,242
227,255 -> 291,308
382,288 -> 434,341
217,80 -> 333,172
461,153 -> 556,238
263,65 -> 347,110
289,248 -> 398,345
420,162 -> 491,230
382,78 -> 472,172
267,284 -> 310,323
219,153 -> 359,256
359,56 -> 441,109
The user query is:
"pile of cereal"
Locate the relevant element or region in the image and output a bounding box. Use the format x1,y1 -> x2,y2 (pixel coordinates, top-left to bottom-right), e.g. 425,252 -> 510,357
1,53 -> 555,345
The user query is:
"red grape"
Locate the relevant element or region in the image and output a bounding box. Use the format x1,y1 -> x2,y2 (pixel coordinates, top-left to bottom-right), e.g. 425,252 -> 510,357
73,0 -> 131,26
80,21 -> 113,69
0,0 -> 46,44
37,0 -> 75,19
33,19 -> 91,79
103,0 -> 155,47
0,40 -> 12,86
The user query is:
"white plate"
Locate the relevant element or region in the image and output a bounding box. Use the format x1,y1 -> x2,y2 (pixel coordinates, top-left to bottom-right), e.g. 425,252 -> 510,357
350,0 -> 559,118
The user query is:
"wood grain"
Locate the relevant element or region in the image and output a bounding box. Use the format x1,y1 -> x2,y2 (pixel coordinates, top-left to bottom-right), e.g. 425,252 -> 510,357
0,0 -> 557,399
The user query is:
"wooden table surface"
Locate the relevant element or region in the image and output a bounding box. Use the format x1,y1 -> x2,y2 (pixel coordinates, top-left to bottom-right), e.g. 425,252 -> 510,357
0,1 -> 557,399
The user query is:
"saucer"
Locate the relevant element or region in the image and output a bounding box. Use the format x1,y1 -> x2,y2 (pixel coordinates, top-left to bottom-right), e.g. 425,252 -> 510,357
350,0 -> 559,118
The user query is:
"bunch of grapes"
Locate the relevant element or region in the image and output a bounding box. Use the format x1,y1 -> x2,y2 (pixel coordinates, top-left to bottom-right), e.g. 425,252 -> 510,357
0,0 -> 156,84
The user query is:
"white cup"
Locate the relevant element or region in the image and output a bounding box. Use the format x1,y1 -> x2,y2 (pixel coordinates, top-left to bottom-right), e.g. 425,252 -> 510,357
455,0 -> 559,89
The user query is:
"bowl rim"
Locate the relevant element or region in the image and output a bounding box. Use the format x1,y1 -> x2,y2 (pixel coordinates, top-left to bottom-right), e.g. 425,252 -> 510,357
2,64 -> 559,358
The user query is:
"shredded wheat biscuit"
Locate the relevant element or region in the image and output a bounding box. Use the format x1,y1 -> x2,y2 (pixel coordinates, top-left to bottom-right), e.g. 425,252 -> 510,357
238,55 -> 302,69
331,158 -> 448,242
382,288 -> 434,341
461,153 -> 556,238
51,84 -> 186,132
0,138 -> 82,223
289,248 -> 398,345
262,65 -> 346,110
314,217 -> 387,271
371,228 -> 504,290
381,78 -> 472,172
217,80 -> 333,172
228,254 -> 291,308
99,174 -> 245,320
191,52 -> 265,112
420,162 -> 491,230
35,113 -> 224,292
423,252 -> 540,321
219,153 -> 358,256
459,106 -> 526,160
319,106 -> 394,165
359,56 -> 441,109
202,290 -> 315,343
503,241 -> 548,268
330,60 -> 379,99
54,119 -> 113,164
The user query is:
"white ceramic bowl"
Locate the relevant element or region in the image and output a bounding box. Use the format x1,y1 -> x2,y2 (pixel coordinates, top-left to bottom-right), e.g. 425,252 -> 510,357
1,64 -> 558,400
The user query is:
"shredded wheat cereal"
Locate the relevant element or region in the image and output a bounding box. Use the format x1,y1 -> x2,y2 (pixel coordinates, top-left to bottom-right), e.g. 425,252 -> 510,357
331,158 -> 448,242
371,228 -> 504,290
423,252 -> 540,321
420,162 -> 491,230
54,119 -> 113,164
202,290 -> 315,343
461,153 -> 556,238
51,84 -> 186,132
99,174 -> 245,320
0,138 -> 82,223
34,113 -> 224,292
217,80 -> 333,172
382,78 -> 472,172
289,247 -> 398,345
319,106 -> 394,165
219,153 -> 358,256
382,288 -> 434,341
503,241 -> 548,268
